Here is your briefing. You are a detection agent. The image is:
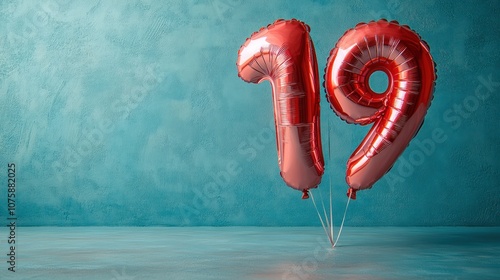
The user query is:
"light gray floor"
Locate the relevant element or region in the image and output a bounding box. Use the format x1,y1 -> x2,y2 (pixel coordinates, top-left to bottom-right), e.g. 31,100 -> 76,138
1,227 -> 499,279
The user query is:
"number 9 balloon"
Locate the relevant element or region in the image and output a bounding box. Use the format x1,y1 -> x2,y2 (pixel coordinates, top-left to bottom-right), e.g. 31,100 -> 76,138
236,19 -> 325,199
325,20 -> 436,199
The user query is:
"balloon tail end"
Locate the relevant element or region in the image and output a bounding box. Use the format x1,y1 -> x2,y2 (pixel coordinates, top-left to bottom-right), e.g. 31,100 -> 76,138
301,190 -> 309,199
347,188 -> 357,200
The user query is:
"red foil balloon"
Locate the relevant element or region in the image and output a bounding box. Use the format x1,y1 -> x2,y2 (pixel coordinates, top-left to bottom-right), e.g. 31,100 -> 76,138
237,19 -> 324,198
325,20 -> 436,198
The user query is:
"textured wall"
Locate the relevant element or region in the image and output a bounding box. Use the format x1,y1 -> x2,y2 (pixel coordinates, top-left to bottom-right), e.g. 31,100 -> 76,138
0,0 -> 498,226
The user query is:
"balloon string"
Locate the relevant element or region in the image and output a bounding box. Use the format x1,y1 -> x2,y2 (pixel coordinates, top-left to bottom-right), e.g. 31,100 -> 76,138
318,185 -> 331,233
329,178 -> 333,242
333,195 -> 351,247
310,191 -> 334,246
311,116 -> 350,248
328,115 -> 334,243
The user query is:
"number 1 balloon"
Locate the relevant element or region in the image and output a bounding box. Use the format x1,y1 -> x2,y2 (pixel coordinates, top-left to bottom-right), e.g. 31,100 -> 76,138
325,20 -> 436,199
236,19 -> 325,199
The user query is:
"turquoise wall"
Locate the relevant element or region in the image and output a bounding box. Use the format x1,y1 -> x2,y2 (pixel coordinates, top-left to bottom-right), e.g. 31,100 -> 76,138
0,0 -> 498,226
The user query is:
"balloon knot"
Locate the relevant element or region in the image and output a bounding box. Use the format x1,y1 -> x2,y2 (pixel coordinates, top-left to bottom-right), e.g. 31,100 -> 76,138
301,190 -> 309,199
347,188 -> 357,200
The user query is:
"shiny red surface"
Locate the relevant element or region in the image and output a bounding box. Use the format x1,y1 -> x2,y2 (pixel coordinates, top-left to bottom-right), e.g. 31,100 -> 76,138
237,19 -> 324,193
325,20 -> 436,194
